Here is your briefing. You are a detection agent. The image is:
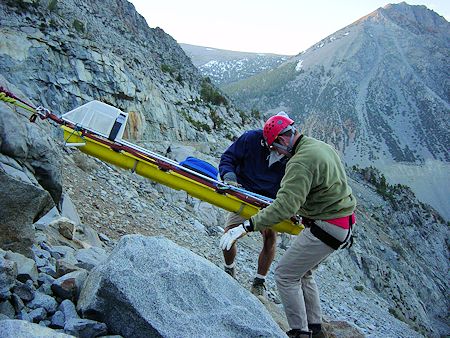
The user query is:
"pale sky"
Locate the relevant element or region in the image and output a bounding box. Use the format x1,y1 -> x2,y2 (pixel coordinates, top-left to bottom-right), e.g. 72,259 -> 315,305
128,0 -> 450,55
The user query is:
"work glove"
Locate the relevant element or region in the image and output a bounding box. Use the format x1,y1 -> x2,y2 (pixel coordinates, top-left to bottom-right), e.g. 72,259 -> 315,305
222,172 -> 241,187
220,220 -> 253,251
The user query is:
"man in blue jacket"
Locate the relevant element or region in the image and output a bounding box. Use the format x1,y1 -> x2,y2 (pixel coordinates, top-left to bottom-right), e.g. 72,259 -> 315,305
219,113 -> 288,298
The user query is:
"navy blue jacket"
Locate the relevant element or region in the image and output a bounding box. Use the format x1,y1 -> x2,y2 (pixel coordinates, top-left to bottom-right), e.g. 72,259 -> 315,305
219,130 -> 286,199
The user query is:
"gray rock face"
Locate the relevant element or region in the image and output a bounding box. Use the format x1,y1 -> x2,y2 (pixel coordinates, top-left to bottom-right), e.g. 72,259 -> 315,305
58,299 -> 79,321
0,89 -> 62,255
4,251 -> 38,282
0,256 -> 17,300
0,0 -> 251,149
51,270 -> 88,300
28,292 -> 58,315
0,158 -> 54,256
0,97 -> 62,203
77,235 -> 286,338
64,318 -> 108,338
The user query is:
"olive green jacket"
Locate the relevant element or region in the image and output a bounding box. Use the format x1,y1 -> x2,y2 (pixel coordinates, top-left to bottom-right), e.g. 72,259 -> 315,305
251,136 -> 356,231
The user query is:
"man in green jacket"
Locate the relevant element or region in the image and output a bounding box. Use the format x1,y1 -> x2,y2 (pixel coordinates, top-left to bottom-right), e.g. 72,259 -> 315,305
220,114 -> 356,338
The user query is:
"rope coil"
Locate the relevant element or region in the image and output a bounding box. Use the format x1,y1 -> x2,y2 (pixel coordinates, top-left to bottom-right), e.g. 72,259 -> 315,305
0,87 -> 37,114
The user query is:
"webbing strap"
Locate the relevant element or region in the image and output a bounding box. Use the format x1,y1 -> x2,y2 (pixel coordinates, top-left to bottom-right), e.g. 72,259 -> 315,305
307,216 -> 354,250
236,203 -> 245,216
310,225 -> 343,250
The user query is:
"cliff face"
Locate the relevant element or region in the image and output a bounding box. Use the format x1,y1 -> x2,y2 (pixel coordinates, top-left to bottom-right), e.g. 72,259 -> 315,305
0,0 -> 254,151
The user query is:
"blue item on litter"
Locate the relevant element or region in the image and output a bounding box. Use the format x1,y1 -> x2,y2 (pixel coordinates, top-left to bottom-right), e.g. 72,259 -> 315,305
180,156 -> 218,180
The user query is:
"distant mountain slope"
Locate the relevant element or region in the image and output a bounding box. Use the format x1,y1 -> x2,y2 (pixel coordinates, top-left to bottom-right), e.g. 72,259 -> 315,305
224,3 -> 449,164
180,43 -> 291,85
223,3 -> 450,219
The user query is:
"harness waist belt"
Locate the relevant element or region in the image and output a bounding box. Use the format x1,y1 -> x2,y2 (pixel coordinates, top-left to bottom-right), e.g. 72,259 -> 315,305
303,216 -> 354,250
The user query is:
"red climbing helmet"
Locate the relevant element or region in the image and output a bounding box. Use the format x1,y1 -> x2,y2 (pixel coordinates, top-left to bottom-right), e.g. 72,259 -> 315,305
263,113 -> 294,146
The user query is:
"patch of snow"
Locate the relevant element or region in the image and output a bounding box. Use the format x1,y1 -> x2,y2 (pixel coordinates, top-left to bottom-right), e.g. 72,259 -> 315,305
205,48 -> 216,51
295,60 -> 304,71
318,43 -> 324,48
203,60 -> 219,68
344,32 -> 350,36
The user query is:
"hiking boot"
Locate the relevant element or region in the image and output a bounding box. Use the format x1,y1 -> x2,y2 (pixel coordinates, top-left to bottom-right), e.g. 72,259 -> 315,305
312,330 -> 327,338
286,329 -> 312,338
224,266 -> 236,278
251,277 -> 267,299
309,323 -> 327,338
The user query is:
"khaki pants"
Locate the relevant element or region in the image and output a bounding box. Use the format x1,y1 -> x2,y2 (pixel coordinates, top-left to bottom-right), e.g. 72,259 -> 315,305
275,220 -> 351,330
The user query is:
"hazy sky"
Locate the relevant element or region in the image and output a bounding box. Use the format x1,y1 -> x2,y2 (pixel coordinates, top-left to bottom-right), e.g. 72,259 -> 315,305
128,0 -> 450,55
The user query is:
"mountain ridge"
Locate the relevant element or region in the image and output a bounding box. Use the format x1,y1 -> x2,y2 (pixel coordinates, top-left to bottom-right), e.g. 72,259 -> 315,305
221,2 -> 450,219
181,43 -> 291,86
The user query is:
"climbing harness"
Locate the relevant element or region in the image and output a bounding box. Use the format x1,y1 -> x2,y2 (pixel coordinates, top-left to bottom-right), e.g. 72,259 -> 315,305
302,216 -> 354,250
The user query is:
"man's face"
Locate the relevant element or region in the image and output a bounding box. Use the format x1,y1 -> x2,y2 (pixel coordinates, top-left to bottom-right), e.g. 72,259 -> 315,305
267,134 -> 292,167
272,134 -> 292,155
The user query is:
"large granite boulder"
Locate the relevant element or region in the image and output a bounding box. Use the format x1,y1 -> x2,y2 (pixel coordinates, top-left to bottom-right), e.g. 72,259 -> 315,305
78,235 -> 287,338
0,90 -> 62,203
0,80 -> 63,256
0,154 -> 54,256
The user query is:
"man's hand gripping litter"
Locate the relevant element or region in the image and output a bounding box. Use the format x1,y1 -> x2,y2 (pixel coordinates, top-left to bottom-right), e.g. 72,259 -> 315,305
219,220 -> 252,250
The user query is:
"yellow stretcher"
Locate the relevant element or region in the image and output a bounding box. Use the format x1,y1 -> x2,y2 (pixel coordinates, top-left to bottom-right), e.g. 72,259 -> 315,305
0,90 -> 302,235
61,125 -> 303,235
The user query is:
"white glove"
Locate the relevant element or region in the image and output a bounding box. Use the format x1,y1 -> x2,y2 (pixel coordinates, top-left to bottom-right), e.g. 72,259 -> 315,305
220,222 -> 249,251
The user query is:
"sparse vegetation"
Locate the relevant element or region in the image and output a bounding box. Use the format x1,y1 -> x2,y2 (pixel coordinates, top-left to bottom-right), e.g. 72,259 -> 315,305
48,0 -> 58,11
49,19 -> 58,29
200,78 -> 228,106
354,285 -> 364,291
161,64 -> 174,74
251,108 -> 261,119
352,165 -> 410,206
388,307 -> 403,320
210,110 -> 224,130
179,110 -> 211,132
73,19 -> 85,33
5,0 -> 39,11
237,109 -> 249,124
221,61 -> 297,109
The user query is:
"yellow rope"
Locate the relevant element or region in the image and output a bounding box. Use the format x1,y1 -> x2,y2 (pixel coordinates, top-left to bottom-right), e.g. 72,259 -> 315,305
0,91 -> 36,113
